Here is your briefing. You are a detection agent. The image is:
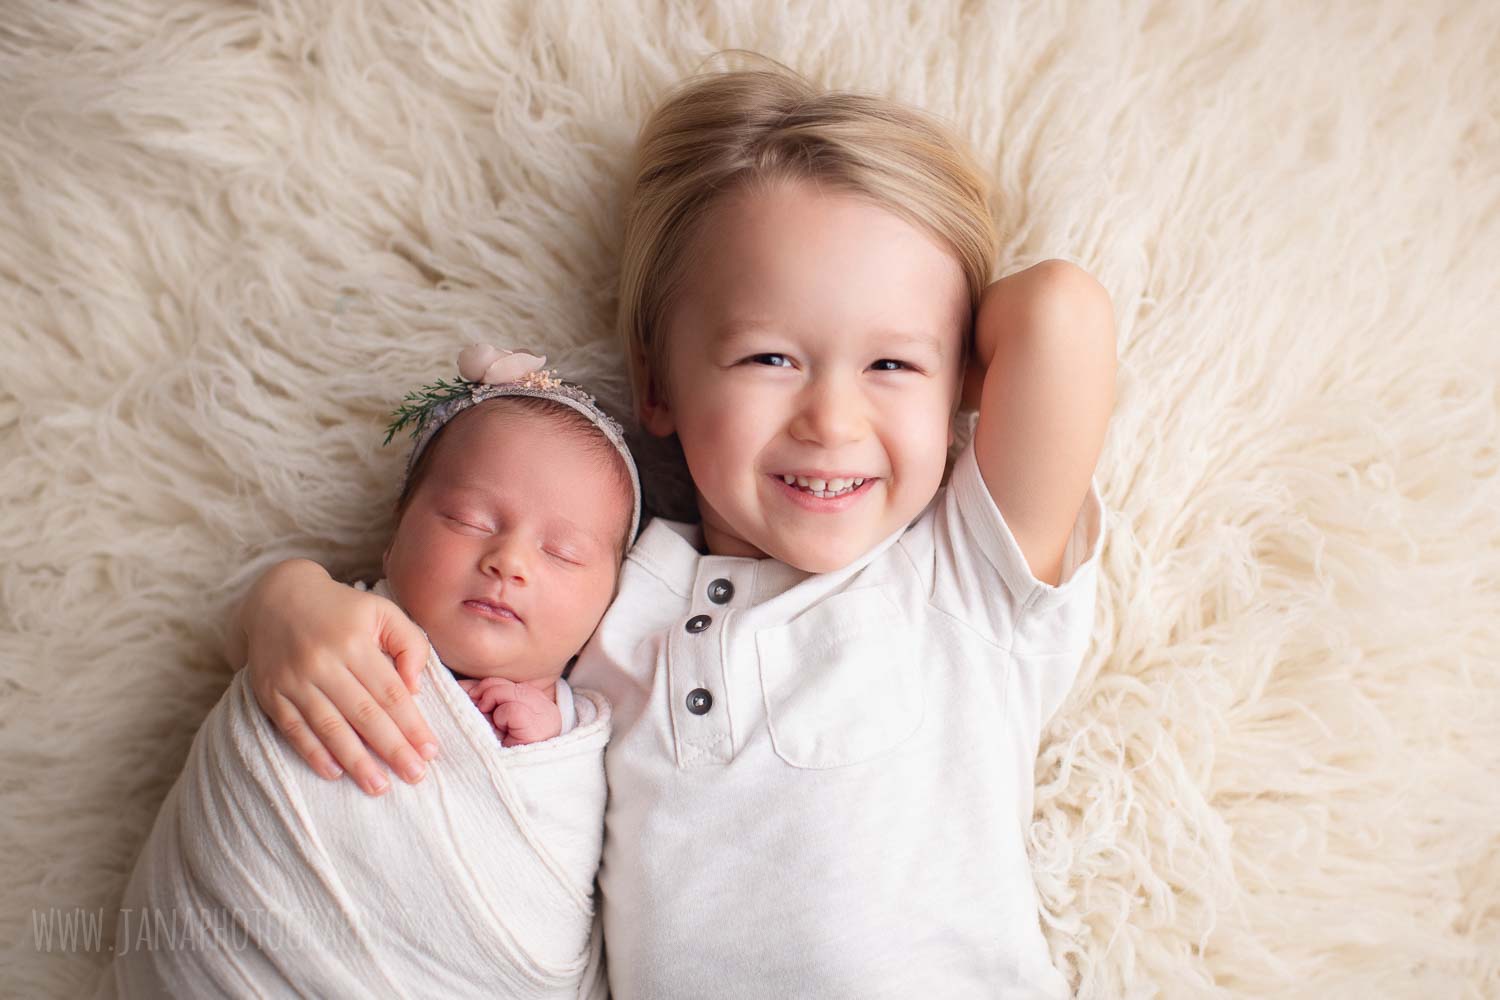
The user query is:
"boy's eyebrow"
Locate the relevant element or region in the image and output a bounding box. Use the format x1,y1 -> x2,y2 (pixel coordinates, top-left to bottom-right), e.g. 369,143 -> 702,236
875,330 -> 947,360
709,319 -> 770,343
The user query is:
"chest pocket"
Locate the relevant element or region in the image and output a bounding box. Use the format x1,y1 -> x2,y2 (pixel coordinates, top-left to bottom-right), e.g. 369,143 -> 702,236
756,588 -> 924,769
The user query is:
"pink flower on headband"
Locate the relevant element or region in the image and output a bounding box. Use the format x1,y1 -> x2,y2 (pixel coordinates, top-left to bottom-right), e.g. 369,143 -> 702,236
457,344 -> 548,384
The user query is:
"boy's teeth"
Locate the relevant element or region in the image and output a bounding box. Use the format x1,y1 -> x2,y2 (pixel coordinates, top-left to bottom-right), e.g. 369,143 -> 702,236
781,475 -> 867,497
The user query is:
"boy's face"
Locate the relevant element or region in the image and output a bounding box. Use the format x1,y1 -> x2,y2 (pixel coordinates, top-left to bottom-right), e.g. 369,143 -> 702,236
383,406 -> 625,683
643,179 -> 969,572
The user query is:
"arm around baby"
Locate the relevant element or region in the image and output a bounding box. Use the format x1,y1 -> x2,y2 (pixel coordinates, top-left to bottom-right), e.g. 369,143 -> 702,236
231,557 -> 439,795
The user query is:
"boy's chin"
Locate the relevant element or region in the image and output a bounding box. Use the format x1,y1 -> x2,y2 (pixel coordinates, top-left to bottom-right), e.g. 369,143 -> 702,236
765,534 -> 876,575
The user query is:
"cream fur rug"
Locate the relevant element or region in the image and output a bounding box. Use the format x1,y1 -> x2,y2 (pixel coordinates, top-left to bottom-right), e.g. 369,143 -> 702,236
2,1 -> 1497,996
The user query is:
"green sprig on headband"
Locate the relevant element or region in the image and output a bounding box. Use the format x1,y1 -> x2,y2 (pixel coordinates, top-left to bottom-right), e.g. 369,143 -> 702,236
383,378 -> 476,446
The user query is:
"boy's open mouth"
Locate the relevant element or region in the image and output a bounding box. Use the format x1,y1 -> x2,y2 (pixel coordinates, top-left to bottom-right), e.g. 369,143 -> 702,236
771,474 -> 877,502
780,474 -> 863,498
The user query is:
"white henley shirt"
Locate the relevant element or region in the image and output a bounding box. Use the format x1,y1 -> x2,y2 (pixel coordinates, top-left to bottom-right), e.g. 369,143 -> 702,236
570,438 -> 1106,999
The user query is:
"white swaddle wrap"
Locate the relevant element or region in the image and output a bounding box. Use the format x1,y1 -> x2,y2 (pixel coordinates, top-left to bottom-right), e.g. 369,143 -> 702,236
101,619 -> 611,999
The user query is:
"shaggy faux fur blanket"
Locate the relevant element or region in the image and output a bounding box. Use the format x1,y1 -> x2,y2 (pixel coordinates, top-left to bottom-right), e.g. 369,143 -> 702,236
96,616 -> 610,1000
2,2 -> 1496,997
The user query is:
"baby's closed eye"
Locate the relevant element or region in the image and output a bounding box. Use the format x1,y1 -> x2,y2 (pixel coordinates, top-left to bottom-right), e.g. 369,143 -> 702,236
443,513 -> 492,533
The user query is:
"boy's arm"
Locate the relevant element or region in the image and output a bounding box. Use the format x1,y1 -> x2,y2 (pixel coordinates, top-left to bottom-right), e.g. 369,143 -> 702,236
967,259 -> 1116,586
226,559 -> 329,669
228,558 -> 439,794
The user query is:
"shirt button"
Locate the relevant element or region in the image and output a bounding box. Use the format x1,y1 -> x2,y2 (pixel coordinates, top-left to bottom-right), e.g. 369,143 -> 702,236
685,614 -> 712,633
686,688 -> 713,714
707,578 -> 735,604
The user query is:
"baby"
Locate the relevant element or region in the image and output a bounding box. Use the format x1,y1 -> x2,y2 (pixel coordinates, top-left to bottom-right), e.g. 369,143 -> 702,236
99,346 -> 636,1000
380,344 -> 640,746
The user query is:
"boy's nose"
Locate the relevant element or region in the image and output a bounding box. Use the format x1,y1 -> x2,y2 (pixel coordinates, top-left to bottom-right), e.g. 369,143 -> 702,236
789,375 -> 867,447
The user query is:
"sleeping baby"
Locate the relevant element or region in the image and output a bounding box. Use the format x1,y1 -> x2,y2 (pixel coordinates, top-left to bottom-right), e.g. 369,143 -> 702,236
99,346 -> 638,1000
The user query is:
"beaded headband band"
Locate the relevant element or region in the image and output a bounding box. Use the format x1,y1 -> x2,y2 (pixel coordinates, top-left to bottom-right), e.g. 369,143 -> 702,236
384,345 -> 642,545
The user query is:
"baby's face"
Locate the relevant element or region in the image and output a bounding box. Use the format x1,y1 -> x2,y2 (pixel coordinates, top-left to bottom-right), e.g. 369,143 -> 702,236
383,405 -> 626,684
642,178 -> 969,572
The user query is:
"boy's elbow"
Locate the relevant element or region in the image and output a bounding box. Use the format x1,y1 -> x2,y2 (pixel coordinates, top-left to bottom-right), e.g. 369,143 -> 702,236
1022,262 -> 1117,397
1031,260 -> 1115,344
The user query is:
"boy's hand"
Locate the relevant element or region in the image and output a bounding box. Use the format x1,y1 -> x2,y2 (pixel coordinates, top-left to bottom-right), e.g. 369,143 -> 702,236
237,560 -> 439,796
459,677 -> 563,747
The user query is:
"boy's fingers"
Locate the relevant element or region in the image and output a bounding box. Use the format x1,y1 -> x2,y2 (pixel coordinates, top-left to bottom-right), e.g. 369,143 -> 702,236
296,685 -> 391,797
266,693 -> 344,781
379,605 -> 430,696
329,658 -> 433,783
359,646 -> 440,763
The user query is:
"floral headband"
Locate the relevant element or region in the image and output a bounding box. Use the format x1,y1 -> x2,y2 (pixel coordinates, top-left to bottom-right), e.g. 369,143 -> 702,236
385,345 -> 642,544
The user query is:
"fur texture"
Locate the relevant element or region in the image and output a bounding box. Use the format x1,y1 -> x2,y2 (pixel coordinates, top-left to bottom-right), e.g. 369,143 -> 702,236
2,1 -> 1496,996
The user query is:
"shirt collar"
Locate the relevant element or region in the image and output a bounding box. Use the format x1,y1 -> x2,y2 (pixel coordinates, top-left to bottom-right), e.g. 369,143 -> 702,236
626,516 -> 909,613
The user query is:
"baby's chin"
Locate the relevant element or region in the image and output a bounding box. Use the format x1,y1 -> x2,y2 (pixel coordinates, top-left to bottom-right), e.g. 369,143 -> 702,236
429,635 -> 550,685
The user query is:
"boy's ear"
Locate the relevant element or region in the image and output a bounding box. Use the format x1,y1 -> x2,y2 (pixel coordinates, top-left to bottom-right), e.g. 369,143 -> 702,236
638,382 -> 676,438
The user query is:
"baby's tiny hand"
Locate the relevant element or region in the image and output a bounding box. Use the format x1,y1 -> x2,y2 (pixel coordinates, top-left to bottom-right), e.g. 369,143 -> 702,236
458,677 -> 562,747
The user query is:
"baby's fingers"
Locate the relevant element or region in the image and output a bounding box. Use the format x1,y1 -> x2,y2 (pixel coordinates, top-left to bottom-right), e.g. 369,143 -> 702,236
472,677 -> 520,714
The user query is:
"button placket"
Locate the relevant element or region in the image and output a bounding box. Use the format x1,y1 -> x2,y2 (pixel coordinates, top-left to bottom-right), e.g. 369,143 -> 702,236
665,566 -> 745,767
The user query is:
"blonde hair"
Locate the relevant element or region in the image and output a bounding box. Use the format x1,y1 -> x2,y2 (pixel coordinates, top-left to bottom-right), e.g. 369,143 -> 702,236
618,55 -> 997,415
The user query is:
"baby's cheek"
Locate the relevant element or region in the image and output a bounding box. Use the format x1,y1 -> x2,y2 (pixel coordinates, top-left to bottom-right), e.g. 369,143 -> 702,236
569,566 -> 620,628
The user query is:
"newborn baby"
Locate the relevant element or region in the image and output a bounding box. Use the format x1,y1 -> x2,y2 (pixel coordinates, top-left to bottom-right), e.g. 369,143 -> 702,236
381,346 -> 639,748
99,346 -> 638,1000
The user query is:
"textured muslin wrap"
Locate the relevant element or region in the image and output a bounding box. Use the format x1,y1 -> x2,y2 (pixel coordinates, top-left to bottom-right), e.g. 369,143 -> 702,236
98,643 -> 611,999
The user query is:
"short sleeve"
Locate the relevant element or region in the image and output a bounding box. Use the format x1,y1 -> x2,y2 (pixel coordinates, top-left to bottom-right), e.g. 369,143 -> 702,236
898,438 -> 1106,657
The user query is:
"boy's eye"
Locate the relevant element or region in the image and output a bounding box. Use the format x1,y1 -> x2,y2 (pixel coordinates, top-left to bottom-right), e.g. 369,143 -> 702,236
870,359 -> 911,372
747,353 -> 793,368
